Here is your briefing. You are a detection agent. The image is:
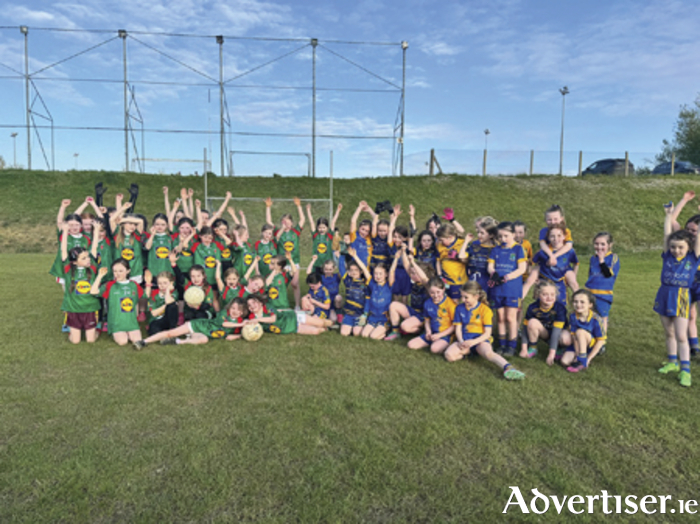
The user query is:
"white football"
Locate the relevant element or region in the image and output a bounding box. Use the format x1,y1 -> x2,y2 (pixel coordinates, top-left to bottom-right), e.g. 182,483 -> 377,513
184,286 -> 205,307
242,322 -> 264,342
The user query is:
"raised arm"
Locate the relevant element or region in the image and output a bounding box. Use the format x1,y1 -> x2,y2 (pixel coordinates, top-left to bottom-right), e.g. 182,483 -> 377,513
208,191 -> 232,226
163,186 -> 171,217
388,247 -> 400,287
306,203 -> 316,233
226,207 -> 241,226
408,253 -> 430,285
86,197 -> 104,218
56,199 -> 71,229
306,255 -> 318,275
348,246 -> 371,281
60,222 -> 70,262
239,210 -> 248,230
330,203 -> 342,231
350,201 -> 365,234
215,259 -> 225,293
265,197 -> 274,227
285,251 -> 296,277
168,199 -> 181,232
388,204 -> 402,241
671,191 -> 696,232
458,233 -> 474,260
91,267 -> 108,295
180,188 -> 192,218
245,256 -> 260,281
408,204 -> 417,237
91,222 -> 102,259
664,203 -> 675,252
144,226 -> 157,250
195,199 -> 204,230
294,197 -> 305,229
74,197 -> 91,215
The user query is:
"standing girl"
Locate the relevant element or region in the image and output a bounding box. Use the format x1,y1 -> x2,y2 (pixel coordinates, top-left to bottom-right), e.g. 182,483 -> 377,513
444,282 -> 525,380
267,197 -> 305,309
585,232 -> 620,333
655,203 -> 700,387
307,203 -> 342,272
487,222 -> 527,356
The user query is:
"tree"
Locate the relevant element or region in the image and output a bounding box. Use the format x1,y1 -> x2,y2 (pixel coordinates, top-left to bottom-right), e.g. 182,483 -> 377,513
657,95 -> 700,165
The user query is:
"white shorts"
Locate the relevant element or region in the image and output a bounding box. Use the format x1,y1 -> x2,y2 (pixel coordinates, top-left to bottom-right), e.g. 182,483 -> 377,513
285,263 -> 300,274
295,310 -> 307,324
130,275 -> 143,284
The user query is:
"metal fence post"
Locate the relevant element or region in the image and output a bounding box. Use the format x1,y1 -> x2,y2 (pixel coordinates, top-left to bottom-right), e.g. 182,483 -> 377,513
529,150 -> 534,176
482,149 -> 487,176
671,152 -> 675,176
624,152 -> 629,177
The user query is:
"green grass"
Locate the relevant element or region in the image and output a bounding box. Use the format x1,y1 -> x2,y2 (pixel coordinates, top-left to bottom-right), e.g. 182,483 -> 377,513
2,251 -> 700,523
4,171 -> 700,521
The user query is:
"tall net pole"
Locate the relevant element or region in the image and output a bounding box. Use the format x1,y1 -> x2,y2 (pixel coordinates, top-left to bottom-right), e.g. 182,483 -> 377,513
21,26 -> 30,170
311,38 -> 318,179
120,30 -> 129,172
217,35 -> 225,177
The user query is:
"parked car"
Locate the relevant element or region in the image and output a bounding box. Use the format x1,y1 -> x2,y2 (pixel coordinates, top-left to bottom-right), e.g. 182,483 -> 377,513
652,161 -> 700,175
581,158 -> 635,176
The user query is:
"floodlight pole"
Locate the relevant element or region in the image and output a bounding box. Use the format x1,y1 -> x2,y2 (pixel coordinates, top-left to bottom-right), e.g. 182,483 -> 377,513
559,85 -> 569,176
311,38 -> 318,178
400,41 -> 408,177
20,26 -> 30,170
119,30 -> 129,172
11,132 -> 18,167
217,35 -> 225,177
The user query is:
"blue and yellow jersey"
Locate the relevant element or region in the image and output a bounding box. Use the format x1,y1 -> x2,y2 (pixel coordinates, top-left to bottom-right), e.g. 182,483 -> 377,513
454,302 -> 493,341
586,253 -> 620,301
321,273 -> 341,298
465,240 -> 494,290
364,280 -> 392,319
533,247 -> 579,282
409,281 -> 428,313
437,237 -> 466,285
569,311 -> 606,345
488,243 -> 526,298
342,273 -> 370,316
349,231 -> 372,268
424,295 -> 456,334
659,251 -> 700,288
523,300 -> 568,331
309,285 -> 331,318
539,226 -> 573,245
370,235 -> 391,268
415,246 -> 438,270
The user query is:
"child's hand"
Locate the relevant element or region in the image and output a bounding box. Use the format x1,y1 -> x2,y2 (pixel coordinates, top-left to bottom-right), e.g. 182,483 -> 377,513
123,202 -> 132,211
546,353 -> 555,366
464,233 -> 474,244
163,186 -> 169,195
663,202 -> 675,215
393,204 -> 402,217
169,252 -> 179,265
116,193 -> 124,202
86,196 -> 94,203
195,199 -> 201,208
61,222 -> 70,233
264,197 -> 273,208
239,210 -> 246,218
188,188 -> 194,197
98,267 -> 108,277
144,269 -> 153,284
306,203 -> 312,212
285,251 -> 293,261
358,200 -> 368,210
61,199 -> 71,207
180,187 -> 188,199
409,204 -> 415,217
226,191 -> 232,199
547,255 -> 557,267
347,246 -> 356,257
311,254 -> 318,262
99,206 -> 107,214
336,203 -> 343,212
227,206 -> 235,216
93,221 -> 102,233
293,197 -> 301,206
150,225 -> 157,235
684,191 -> 696,201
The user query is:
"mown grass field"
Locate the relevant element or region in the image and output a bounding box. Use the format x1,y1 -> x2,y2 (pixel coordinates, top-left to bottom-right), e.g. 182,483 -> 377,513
3,171 -> 700,522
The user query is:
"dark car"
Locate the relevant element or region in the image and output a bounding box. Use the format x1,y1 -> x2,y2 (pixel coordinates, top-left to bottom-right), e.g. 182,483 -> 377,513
652,161 -> 700,175
581,158 -> 635,176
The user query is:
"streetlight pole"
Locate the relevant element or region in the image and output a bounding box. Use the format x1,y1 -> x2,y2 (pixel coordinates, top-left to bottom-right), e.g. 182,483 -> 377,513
10,132 -> 18,167
559,86 -> 569,176
484,128 -> 490,150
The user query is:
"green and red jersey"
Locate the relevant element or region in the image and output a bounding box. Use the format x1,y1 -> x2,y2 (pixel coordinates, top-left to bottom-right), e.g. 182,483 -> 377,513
101,280 -> 144,334
254,240 -> 278,278
61,263 -> 100,313
275,227 -> 303,264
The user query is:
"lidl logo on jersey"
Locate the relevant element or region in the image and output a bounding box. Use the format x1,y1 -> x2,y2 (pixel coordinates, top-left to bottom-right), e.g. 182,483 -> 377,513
210,330 -> 225,339
284,241 -> 294,252
75,280 -> 91,294
205,256 -> 216,268
263,253 -> 272,265
244,254 -> 253,265
156,246 -> 170,259
269,287 -> 279,300
121,248 -> 135,261
120,297 -> 134,312
317,243 -> 327,254
221,248 -> 231,259
270,325 -> 281,334
181,250 -> 192,257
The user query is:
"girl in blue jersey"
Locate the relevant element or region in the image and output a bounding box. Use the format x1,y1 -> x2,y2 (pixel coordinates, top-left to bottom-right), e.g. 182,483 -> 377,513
302,272 -> 333,320
656,203 -> 700,387
444,282 -> 525,380
561,289 -> 607,373
361,259 -> 394,340
407,277 -> 456,355
349,201 -> 374,268
384,253 -> 435,340
520,280 -> 572,364
524,224 -> 580,303
487,222 -> 527,356
339,247 -> 371,337
388,207 -> 412,303
585,232 -> 620,333
459,216 -> 498,296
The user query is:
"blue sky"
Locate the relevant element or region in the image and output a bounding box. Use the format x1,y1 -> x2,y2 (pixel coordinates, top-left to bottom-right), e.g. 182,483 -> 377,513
1,0 -> 699,177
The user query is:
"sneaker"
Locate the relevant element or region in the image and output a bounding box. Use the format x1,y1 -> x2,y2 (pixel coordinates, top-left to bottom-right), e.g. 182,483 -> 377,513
679,370 -> 692,387
160,337 -> 177,345
567,361 -> 587,373
133,340 -> 146,351
61,324 -> 70,333
501,347 -> 515,357
658,361 -> 680,374
328,324 -> 340,331
101,322 -> 109,333
384,332 -> 400,341
96,321 -> 103,330
525,347 -> 538,359
504,368 -> 525,380
692,347 -> 700,358
598,344 -> 607,356
137,311 -> 147,322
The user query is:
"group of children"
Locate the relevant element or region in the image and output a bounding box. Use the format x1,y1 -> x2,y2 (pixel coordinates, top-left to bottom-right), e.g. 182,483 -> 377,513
54,182 -> 630,383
